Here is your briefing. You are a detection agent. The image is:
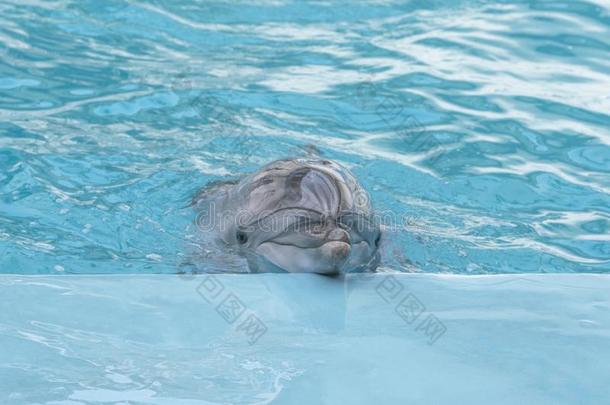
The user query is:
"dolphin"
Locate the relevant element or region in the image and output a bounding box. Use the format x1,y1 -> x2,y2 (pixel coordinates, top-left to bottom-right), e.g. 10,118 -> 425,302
193,159 -> 381,274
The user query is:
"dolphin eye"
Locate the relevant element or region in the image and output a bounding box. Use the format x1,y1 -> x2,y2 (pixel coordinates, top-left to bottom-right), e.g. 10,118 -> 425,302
236,231 -> 248,244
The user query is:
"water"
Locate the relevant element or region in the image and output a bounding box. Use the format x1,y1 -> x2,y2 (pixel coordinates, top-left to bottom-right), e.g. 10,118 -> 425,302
1,1 -> 610,404
2,273 -> 609,404
1,0 -> 608,275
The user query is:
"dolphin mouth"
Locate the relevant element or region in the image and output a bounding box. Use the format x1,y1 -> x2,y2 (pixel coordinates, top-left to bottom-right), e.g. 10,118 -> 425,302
255,240 -> 352,274
266,226 -> 351,249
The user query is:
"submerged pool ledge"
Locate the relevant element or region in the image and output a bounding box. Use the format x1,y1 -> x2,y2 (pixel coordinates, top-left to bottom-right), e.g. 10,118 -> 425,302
1,273 -> 609,404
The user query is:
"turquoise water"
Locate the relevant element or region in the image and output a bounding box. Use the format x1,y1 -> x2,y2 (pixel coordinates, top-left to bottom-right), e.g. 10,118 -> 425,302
2,274 -> 610,404
1,2 -> 610,404
1,0 -> 609,274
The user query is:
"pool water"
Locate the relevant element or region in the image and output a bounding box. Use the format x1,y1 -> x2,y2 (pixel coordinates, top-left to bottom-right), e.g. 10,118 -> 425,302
1,0 -> 609,404
2,273 -> 610,404
1,0 -> 609,275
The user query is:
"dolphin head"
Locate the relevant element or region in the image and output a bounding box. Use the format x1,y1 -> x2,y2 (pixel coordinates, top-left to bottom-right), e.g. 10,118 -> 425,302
228,162 -> 381,274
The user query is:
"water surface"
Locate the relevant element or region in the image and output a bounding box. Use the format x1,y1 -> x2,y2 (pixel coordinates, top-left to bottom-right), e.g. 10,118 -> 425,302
1,0 -> 609,274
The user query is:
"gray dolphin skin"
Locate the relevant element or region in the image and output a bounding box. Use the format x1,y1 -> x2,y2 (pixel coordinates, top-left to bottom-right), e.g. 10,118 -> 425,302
194,159 -> 381,274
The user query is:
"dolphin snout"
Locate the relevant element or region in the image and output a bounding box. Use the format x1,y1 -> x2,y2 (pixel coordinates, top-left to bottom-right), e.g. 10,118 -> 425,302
321,240 -> 351,271
324,229 -> 351,269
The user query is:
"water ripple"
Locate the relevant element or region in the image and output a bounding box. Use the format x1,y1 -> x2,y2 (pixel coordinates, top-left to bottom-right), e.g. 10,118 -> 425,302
0,0 -> 609,274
